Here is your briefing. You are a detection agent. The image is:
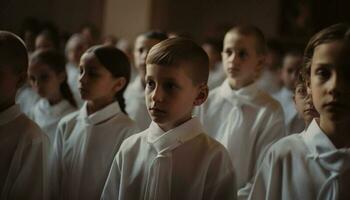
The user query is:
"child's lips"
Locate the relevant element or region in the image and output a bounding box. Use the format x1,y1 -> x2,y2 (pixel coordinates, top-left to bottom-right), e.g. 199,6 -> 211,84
149,107 -> 166,115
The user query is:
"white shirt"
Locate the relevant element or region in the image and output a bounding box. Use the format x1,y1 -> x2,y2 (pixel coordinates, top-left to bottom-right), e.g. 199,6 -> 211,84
124,76 -> 151,130
16,84 -> 40,116
53,101 -> 139,200
29,98 -> 76,143
273,87 -> 305,134
0,104 -> 50,200
208,62 -> 225,90
248,119 -> 350,200
66,63 -> 84,107
195,80 -> 286,195
101,117 -> 236,200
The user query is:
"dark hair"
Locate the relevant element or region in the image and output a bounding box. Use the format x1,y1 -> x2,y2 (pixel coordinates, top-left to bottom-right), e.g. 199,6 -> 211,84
293,67 -> 305,91
85,45 -> 131,114
36,28 -> 60,50
140,30 -> 168,41
226,25 -> 267,55
30,49 -> 77,108
0,31 -> 28,73
201,37 -> 223,53
302,23 -> 350,82
146,38 -> 209,85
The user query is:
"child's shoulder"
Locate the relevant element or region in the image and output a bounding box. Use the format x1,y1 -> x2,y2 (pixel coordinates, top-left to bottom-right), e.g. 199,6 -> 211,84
265,132 -> 308,161
255,89 -> 283,112
192,133 -> 232,158
118,129 -> 148,152
16,114 -> 47,144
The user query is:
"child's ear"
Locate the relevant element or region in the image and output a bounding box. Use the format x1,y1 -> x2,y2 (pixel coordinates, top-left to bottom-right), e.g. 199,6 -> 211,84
113,77 -> 127,93
193,83 -> 208,106
16,71 -> 27,89
255,54 -> 265,77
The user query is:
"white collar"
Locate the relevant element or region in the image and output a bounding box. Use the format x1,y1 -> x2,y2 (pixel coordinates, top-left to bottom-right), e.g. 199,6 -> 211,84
0,104 -> 22,126
303,119 -> 350,172
37,98 -> 73,115
219,79 -> 259,106
146,117 -> 204,153
78,101 -> 121,125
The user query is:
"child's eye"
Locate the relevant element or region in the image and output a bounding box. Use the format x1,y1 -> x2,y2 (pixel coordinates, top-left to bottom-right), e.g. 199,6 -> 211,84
39,74 -> 49,82
224,49 -> 232,56
315,67 -> 331,80
146,80 -> 155,89
238,50 -> 247,59
164,82 -> 178,91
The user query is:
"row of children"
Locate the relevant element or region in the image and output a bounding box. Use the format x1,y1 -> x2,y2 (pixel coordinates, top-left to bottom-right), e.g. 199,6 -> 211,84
0,22 -> 349,200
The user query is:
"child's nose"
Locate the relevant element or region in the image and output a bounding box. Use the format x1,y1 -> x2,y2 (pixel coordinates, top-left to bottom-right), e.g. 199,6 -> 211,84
328,72 -> 345,96
151,86 -> 164,102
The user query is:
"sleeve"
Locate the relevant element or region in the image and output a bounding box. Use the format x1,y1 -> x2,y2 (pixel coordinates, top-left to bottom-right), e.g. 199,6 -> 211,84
100,151 -> 122,200
203,147 -> 237,200
248,148 -> 283,200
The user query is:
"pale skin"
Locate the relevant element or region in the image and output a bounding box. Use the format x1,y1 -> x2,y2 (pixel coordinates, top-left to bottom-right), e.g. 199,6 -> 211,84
222,31 -> 265,90
79,53 -> 126,115
145,63 -> 208,132
309,40 -> 350,148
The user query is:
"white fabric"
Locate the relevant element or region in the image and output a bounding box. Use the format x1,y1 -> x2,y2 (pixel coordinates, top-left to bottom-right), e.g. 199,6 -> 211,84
248,119 -> 350,200
101,117 -> 236,200
256,69 -> 281,95
0,104 -> 50,200
195,79 -> 286,195
273,87 -> 304,134
124,76 -> 151,130
208,62 -> 225,90
53,101 -> 139,200
29,98 -> 76,143
16,84 -> 40,116
66,63 -> 84,107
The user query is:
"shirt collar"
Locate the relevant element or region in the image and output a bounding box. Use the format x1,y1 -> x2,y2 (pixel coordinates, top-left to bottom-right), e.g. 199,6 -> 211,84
147,117 -> 204,153
0,104 -> 22,126
37,98 -> 73,116
219,79 -> 259,106
78,101 -> 121,125
302,119 -> 337,154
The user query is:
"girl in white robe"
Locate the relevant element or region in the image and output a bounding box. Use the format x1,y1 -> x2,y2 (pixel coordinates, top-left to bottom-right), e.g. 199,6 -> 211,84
28,50 -> 77,143
53,45 -> 138,200
248,23 -> 350,200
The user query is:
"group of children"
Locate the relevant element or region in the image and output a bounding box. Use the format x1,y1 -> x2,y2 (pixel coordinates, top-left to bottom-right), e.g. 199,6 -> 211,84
0,22 -> 349,200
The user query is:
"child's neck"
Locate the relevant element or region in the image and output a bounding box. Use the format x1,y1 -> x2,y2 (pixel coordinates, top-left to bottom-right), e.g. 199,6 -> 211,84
320,117 -> 350,148
86,98 -> 115,115
229,79 -> 254,90
47,94 -> 63,106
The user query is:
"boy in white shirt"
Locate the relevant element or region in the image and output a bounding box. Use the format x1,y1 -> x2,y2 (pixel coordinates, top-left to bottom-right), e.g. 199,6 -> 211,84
102,38 -> 236,200
248,23 -> 350,200
273,51 -> 305,134
124,31 -> 168,130
0,31 -> 50,200
196,25 -> 286,196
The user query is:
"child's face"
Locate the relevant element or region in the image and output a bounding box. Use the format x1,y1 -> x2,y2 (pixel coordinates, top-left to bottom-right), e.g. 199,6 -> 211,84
133,36 -> 161,81
145,63 -> 206,131
294,84 -> 319,125
281,55 -> 302,90
79,53 -> 121,104
28,62 -> 64,101
0,65 -> 22,110
310,40 -> 350,124
35,35 -> 55,51
222,32 -> 264,89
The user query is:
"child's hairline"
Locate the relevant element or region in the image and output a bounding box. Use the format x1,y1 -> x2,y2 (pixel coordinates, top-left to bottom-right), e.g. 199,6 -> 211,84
145,61 -> 207,86
224,29 -> 266,56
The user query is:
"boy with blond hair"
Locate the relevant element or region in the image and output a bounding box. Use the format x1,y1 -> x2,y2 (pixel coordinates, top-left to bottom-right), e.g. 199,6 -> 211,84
102,38 -> 236,200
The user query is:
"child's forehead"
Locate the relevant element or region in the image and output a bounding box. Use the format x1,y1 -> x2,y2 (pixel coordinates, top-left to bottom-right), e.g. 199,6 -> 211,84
224,32 -> 256,48
146,63 -> 191,78
313,41 -> 350,64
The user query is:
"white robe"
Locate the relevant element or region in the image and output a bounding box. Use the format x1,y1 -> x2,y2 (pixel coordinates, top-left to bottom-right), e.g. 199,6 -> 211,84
0,104 -> 50,200
123,76 -> 151,130
16,84 -> 40,116
256,69 -> 281,95
53,101 -> 139,200
195,80 -> 286,196
101,117 -> 236,200
66,63 -> 84,107
273,87 -> 304,134
248,119 -> 350,200
29,98 -> 76,143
